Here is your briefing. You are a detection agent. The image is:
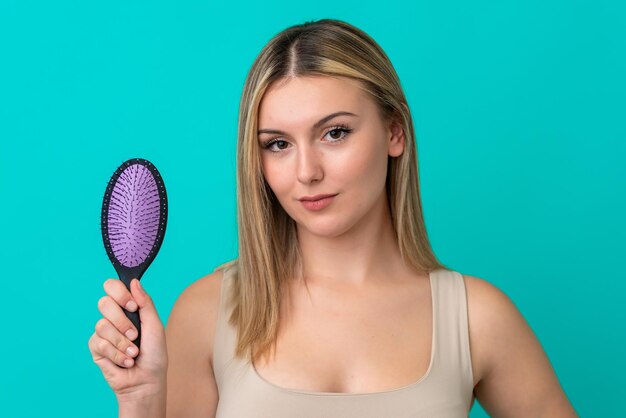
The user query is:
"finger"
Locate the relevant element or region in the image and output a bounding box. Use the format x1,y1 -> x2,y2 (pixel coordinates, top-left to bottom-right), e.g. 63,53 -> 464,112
95,318 -> 139,358
94,354 -> 125,382
130,279 -> 162,325
89,334 -> 122,378
103,278 -> 138,312
97,295 -> 138,341
89,333 -> 135,368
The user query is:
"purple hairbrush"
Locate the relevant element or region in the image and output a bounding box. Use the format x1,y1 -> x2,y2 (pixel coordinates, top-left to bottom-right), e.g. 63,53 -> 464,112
101,158 -> 168,349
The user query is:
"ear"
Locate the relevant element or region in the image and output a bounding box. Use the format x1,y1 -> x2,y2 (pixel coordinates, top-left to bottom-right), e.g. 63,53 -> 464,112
387,119 -> 405,157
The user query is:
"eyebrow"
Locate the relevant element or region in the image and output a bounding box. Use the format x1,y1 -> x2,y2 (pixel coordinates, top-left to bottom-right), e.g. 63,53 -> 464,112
257,111 -> 358,136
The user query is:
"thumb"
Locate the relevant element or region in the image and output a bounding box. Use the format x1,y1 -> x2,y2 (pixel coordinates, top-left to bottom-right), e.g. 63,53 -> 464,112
130,279 -> 160,325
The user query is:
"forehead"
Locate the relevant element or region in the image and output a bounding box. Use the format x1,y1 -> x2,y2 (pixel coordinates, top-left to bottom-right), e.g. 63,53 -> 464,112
258,76 -> 371,128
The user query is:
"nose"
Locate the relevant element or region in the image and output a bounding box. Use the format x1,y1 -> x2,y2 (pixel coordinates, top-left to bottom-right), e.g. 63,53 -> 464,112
296,143 -> 323,184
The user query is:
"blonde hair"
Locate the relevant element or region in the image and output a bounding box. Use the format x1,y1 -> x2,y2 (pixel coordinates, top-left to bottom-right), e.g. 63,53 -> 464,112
215,18 -> 450,364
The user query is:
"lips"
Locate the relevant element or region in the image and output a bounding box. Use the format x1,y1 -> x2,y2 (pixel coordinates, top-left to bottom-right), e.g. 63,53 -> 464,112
300,194 -> 337,211
299,193 -> 338,202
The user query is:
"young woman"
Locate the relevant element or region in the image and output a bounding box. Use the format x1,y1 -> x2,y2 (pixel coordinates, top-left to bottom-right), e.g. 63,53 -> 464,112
88,19 -> 578,417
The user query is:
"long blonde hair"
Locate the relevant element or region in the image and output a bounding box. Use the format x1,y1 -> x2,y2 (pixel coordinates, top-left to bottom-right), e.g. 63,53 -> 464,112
215,18 -> 450,364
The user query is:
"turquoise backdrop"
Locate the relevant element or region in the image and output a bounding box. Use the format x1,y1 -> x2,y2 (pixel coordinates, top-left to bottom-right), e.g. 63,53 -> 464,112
0,1 -> 624,416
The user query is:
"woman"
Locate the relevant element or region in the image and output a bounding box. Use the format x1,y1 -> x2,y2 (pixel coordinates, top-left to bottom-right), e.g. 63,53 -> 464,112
88,19 -> 577,417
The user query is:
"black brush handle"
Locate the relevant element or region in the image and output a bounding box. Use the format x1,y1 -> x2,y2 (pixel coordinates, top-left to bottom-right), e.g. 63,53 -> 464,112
118,270 -> 142,349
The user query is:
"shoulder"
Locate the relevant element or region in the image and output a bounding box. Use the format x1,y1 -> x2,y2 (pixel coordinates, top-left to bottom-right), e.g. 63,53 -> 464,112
461,274 -> 521,382
171,268 -> 224,323
462,273 -> 521,335
164,268 -> 227,416
460,274 -> 576,416
165,267 -> 226,369
179,268 -> 225,307
462,273 -> 518,327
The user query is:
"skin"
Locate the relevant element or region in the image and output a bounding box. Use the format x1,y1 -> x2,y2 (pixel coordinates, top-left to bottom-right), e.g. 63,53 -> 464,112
257,75 -> 407,286
89,74 -> 578,417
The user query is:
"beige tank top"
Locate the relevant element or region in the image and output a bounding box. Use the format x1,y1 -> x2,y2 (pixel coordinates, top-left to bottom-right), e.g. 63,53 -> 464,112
212,263 -> 475,417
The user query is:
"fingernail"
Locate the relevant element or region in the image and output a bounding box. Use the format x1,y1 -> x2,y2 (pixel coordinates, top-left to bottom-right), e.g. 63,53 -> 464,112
137,280 -> 147,296
125,300 -> 137,311
125,328 -> 137,340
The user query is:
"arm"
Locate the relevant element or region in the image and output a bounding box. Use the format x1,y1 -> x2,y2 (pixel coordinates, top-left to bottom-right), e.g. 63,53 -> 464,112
118,392 -> 167,418
165,270 -> 223,417
464,275 -> 578,417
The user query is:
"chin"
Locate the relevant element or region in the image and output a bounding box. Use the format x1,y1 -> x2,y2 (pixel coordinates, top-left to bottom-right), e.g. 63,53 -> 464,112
295,217 -> 352,238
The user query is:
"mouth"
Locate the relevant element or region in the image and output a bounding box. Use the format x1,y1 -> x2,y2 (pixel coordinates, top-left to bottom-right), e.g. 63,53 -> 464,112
299,193 -> 338,202
299,194 -> 338,211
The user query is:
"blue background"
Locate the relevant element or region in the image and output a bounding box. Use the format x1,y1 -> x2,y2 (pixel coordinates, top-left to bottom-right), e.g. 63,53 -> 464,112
0,1 -> 624,416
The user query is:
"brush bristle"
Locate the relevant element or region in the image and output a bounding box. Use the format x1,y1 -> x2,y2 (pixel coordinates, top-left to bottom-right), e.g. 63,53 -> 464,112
107,163 -> 161,267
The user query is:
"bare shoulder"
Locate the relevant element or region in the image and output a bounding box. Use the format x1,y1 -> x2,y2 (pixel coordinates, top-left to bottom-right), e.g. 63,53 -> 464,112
461,274 -> 518,382
164,268 -> 224,417
166,268 -> 224,367
461,274 -> 578,417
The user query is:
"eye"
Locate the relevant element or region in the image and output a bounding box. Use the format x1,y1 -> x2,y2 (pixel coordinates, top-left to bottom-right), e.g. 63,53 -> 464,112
324,127 -> 350,142
260,124 -> 353,153
261,139 -> 290,153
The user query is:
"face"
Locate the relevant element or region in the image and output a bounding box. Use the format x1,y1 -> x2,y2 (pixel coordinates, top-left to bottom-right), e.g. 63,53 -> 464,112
257,75 -> 404,237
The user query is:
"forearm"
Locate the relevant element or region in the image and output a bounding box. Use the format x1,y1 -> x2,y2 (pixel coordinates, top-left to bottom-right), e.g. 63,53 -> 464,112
118,388 -> 167,418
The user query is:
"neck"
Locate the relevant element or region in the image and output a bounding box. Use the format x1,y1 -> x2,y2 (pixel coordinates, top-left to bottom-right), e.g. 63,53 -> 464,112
295,191 -> 408,288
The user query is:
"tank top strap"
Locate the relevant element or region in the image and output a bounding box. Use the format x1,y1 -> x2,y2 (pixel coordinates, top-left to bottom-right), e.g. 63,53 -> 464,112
211,261 -> 242,391
430,268 -> 474,391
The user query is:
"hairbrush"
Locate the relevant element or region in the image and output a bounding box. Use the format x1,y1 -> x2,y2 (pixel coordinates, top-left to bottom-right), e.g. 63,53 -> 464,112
100,158 -> 168,349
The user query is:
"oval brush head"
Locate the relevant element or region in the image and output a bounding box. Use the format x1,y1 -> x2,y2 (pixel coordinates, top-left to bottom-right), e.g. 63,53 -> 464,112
101,158 -> 168,349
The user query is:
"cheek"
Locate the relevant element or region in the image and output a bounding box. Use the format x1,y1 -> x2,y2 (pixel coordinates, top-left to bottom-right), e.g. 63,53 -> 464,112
261,157 -> 290,196
336,141 -> 387,188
